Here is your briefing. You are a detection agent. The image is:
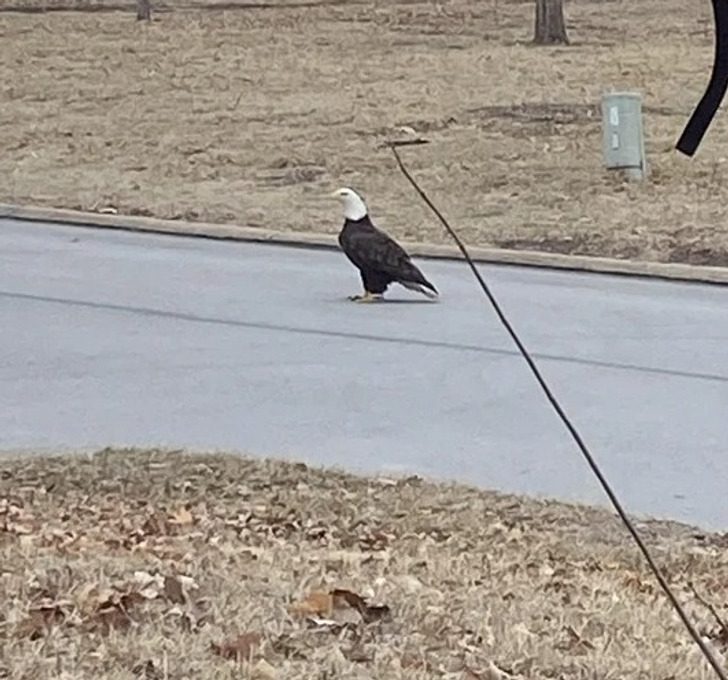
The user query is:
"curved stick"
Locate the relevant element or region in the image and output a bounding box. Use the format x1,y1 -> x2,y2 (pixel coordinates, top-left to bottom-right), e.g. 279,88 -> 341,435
677,0 -> 728,156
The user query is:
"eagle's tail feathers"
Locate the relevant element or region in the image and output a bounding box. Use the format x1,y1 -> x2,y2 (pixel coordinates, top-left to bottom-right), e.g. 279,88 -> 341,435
399,279 -> 439,299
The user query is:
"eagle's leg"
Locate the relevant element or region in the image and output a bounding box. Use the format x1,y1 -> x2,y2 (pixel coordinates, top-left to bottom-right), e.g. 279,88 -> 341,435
348,271 -> 387,302
348,291 -> 383,303
348,271 -> 384,302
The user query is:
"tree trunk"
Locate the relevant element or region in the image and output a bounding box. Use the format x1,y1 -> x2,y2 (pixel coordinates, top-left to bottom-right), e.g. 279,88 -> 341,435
533,0 -> 568,45
136,0 -> 151,21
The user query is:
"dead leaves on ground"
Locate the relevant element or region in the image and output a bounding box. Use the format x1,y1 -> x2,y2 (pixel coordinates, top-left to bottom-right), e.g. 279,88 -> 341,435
2,497 -> 200,555
465,661 -> 519,680
133,506 -> 196,544
14,575 -> 393,673
556,625 -> 596,655
169,506 -> 194,527
131,660 -> 164,680
212,631 -> 261,661
14,600 -> 69,640
688,581 -> 728,652
289,587 -> 392,631
10,450 -> 728,678
331,588 -> 392,623
14,588 -> 139,640
163,574 -> 186,604
0,497 -> 40,542
14,570 -> 201,640
289,590 -> 334,618
210,633 -> 278,677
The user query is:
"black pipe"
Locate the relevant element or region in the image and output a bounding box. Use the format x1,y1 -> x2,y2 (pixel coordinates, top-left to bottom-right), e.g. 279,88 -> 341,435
676,0 -> 728,156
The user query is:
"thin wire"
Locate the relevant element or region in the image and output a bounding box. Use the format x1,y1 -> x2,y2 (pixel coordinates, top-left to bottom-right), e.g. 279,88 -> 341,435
388,143 -> 728,680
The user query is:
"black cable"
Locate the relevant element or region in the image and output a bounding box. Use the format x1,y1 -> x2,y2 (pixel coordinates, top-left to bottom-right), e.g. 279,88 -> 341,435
388,143 -> 728,680
676,0 -> 728,156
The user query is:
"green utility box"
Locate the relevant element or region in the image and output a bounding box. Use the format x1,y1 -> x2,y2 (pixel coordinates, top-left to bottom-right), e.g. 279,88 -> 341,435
601,92 -> 647,180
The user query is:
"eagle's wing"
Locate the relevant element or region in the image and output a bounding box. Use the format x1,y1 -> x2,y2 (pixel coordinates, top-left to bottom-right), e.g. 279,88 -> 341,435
342,225 -> 408,269
344,225 -> 437,293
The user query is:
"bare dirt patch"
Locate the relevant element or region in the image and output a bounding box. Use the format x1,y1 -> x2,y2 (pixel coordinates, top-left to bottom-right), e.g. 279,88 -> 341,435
1,448 -> 728,678
1,0 -> 728,265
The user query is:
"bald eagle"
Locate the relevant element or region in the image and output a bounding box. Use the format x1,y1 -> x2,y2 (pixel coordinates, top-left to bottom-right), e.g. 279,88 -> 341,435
332,187 -> 439,303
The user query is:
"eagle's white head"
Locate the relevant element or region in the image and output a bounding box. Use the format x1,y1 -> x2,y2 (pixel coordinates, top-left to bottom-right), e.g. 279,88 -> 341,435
332,187 -> 368,221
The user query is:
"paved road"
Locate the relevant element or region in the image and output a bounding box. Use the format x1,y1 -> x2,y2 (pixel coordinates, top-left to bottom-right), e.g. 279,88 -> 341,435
1,219 -> 727,529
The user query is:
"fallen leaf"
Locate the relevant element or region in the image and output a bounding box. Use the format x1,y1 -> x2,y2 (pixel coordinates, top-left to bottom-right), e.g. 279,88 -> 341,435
557,625 -> 595,654
141,511 -> 170,536
138,585 -> 161,600
15,612 -> 45,640
212,631 -> 261,661
622,572 -> 655,594
81,586 -> 145,635
178,575 -> 198,592
306,615 -> 339,627
163,575 -> 185,604
331,588 -> 391,623
393,574 -> 424,593
331,588 -> 367,610
131,660 -> 163,680
358,530 -> 390,550
251,659 -> 277,679
91,603 -> 133,635
19,597 -> 71,636
483,661 -> 515,680
170,507 -> 194,526
330,606 -> 362,625
120,590 -> 146,609
400,654 -> 431,671
166,604 -> 198,632
289,591 -> 333,617
73,582 -> 100,616
343,645 -> 372,663
15,605 -> 65,640
133,571 -> 164,599
133,571 -> 158,586
304,614 -> 359,634
269,633 -> 308,660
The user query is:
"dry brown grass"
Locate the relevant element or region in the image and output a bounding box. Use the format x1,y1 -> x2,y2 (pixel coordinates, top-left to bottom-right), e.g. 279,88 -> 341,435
0,0 -> 727,266
1,448 -> 728,679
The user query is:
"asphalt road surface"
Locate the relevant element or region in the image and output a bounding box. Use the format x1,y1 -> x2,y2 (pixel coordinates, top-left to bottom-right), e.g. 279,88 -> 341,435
2,218 -> 727,530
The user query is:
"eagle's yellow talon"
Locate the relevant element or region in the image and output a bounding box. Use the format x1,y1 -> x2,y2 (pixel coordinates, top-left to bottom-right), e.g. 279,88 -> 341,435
349,292 -> 382,303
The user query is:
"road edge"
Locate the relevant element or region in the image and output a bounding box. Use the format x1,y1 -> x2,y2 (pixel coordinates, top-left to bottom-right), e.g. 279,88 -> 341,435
3,202 -> 728,285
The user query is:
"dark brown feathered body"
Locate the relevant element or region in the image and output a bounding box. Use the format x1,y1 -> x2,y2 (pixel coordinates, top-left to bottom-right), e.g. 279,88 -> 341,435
338,215 -> 438,298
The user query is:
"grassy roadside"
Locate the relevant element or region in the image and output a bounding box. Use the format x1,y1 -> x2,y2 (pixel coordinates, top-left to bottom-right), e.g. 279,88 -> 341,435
1,448 -> 727,678
2,1 -> 728,267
